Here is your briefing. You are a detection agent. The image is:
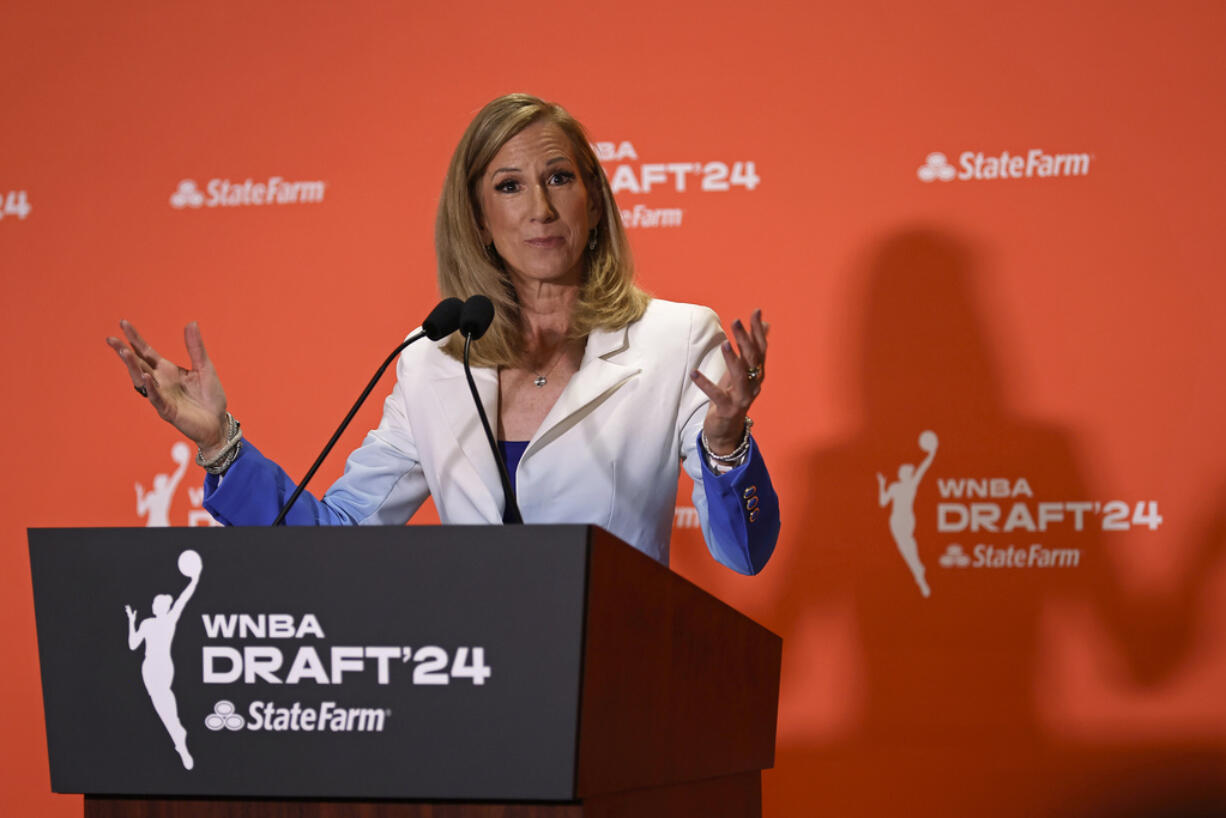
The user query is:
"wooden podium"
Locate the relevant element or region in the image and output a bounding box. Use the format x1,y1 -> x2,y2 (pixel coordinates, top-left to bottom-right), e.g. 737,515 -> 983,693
30,526 -> 781,818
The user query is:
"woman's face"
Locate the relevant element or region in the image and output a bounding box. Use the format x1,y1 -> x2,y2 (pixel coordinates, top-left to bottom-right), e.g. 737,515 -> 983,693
476,121 -> 600,291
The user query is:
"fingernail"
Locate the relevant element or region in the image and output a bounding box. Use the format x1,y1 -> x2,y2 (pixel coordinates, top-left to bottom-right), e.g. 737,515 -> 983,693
733,319 -> 744,330
689,370 -> 700,380
722,341 -> 732,352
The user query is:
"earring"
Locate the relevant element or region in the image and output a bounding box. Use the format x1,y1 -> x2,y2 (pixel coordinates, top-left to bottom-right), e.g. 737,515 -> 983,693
587,227 -> 598,251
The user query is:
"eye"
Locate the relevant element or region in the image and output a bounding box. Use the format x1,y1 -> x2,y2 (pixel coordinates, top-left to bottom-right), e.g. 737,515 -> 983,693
493,177 -> 520,193
548,171 -> 576,186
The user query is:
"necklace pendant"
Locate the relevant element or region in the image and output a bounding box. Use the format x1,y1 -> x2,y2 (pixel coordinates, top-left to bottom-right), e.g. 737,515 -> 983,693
533,376 -> 547,387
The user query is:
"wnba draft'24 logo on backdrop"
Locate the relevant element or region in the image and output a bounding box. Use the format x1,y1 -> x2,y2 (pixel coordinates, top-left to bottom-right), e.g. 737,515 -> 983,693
170,176 -> 327,209
134,442 -> 220,527
876,430 -> 1165,598
0,189 -> 32,221
917,149 -> 1092,182
592,139 -> 761,229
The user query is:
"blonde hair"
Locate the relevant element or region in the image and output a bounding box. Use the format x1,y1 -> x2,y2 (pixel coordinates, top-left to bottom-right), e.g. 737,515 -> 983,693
435,93 -> 649,367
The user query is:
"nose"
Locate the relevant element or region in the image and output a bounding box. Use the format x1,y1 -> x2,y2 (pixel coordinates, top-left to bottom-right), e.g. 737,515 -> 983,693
530,183 -> 557,222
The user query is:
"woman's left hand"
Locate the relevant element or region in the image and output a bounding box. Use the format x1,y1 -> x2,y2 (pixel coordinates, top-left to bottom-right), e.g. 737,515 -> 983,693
690,308 -> 769,455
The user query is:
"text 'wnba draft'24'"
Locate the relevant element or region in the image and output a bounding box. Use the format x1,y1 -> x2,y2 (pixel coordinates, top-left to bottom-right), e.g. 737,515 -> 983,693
123,548 -> 493,771
876,431 -> 1162,597
593,139 -> 760,229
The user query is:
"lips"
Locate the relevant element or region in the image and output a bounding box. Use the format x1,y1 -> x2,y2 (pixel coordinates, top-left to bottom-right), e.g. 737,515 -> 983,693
525,236 -> 565,248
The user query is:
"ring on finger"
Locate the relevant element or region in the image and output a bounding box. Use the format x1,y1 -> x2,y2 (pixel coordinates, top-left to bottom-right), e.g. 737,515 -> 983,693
746,365 -> 763,382
134,384 -> 149,398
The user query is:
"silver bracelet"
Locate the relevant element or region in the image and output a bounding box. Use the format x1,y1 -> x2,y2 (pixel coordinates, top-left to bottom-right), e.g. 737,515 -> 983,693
196,413 -> 243,475
701,417 -> 753,467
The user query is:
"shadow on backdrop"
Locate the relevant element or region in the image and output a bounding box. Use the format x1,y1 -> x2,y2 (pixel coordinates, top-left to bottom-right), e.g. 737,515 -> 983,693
763,229 -> 1225,817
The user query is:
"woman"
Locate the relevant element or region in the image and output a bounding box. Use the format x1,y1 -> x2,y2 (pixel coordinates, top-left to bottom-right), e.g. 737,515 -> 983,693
108,94 -> 779,573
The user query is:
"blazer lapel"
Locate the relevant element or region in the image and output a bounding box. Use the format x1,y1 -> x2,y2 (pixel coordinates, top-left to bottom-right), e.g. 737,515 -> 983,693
423,326 -> 641,510
426,352 -> 505,517
527,324 -> 641,455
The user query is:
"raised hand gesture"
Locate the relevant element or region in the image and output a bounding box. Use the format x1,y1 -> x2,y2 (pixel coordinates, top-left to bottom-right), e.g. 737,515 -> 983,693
107,321 -> 229,456
690,308 -> 769,455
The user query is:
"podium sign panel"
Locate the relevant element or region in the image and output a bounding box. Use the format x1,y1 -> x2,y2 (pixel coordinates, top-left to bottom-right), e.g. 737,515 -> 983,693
30,526 -> 591,800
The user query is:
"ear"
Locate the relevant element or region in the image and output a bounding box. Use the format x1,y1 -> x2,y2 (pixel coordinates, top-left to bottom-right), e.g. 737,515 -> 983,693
474,205 -> 491,244
587,187 -> 603,231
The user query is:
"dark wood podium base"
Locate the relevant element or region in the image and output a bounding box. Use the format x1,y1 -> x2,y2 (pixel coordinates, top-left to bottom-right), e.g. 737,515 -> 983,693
85,771 -> 762,818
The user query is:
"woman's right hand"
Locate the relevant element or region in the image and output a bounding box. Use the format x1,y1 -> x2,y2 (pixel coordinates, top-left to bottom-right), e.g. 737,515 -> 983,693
107,320 -> 229,456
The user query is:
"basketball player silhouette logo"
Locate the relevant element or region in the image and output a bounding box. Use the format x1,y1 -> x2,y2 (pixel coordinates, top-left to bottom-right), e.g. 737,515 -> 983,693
135,442 -> 191,527
877,431 -> 939,597
124,549 -> 201,770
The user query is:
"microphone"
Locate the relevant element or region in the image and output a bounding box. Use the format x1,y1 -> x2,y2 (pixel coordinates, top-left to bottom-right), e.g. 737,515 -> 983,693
423,297 -> 464,340
459,294 -> 494,339
272,298 -> 464,525
460,295 -> 523,524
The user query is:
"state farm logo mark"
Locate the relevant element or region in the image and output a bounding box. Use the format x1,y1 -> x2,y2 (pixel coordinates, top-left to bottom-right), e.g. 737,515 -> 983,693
937,543 -> 1079,570
205,698 -> 391,733
170,181 -> 205,208
205,700 -> 245,731
939,544 -> 971,568
170,176 -> 327,209
917,153 -> 956,182
918,149 -> 1092,182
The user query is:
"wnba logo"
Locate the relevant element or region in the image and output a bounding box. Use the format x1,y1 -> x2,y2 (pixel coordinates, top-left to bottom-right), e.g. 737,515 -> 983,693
124,549 -> 202,769
876,431 -> 939,597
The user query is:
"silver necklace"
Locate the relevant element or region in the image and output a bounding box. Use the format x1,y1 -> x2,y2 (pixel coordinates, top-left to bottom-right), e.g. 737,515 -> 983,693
531,344 -> 568,388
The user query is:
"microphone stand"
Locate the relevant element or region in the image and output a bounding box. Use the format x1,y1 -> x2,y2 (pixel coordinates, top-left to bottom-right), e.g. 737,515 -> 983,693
272,331 -> 424,526
463,333 -> 523,524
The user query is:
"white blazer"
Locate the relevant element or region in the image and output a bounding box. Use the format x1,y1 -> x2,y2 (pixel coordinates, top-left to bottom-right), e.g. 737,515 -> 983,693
208,299 -> 778,571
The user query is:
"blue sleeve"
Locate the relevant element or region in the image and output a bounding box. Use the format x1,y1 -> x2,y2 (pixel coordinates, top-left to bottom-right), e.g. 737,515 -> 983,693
202,440 -> 357,526
695,434 -> 780,575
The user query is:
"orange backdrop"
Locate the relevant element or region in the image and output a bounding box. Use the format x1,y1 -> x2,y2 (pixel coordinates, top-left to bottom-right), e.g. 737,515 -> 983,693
3,2 -> 1225,815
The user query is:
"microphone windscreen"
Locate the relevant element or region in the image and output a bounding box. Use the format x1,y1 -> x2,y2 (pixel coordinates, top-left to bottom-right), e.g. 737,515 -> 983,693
422,297 -> 464,340
459,295 -> 495,340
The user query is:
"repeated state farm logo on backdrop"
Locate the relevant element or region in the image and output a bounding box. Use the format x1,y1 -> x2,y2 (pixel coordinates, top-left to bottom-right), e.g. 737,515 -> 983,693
917,149 -> 1092,182
877,430 -> 1163,598
170,176 -> 327,209
593,140 -> 760,228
